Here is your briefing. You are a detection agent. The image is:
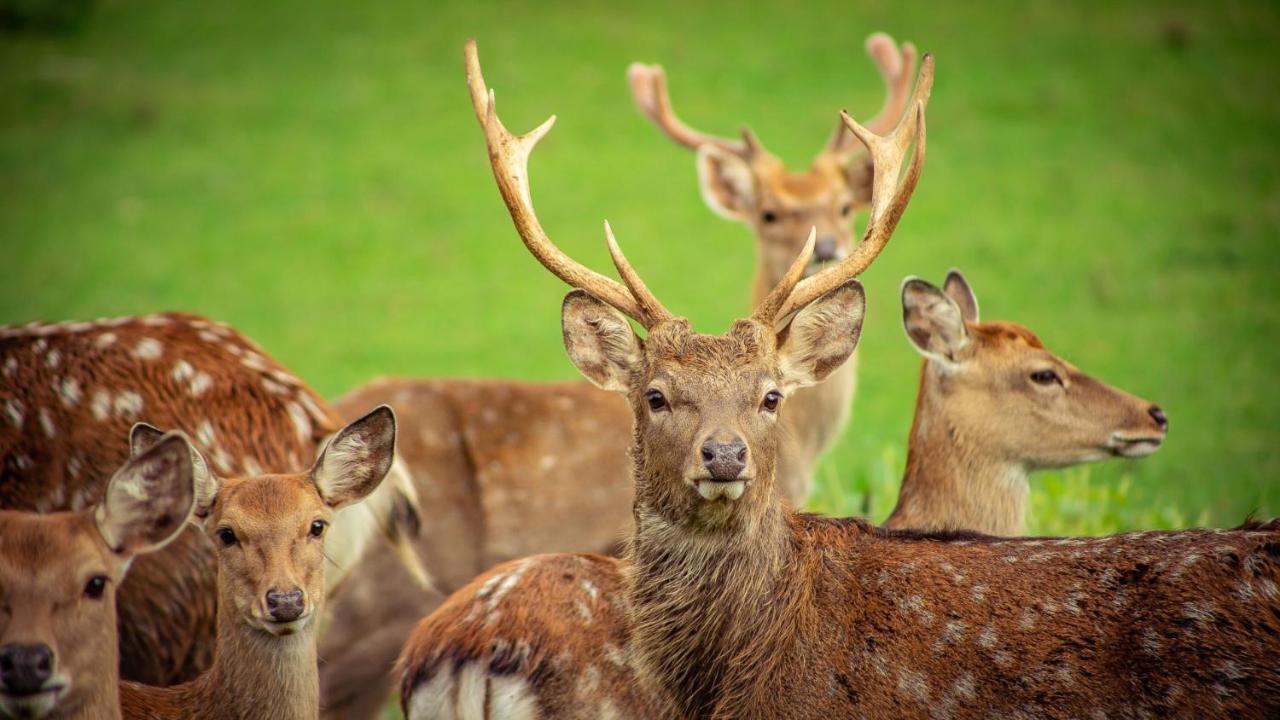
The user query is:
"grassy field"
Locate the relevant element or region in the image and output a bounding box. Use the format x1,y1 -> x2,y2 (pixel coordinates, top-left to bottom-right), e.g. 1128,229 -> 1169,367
2,0 -> 1278,537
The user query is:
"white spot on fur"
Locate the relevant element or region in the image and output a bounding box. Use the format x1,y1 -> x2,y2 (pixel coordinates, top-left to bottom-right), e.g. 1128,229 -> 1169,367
539,454 -> 557,472
91,390 -> 110,421
1019,607 -> 1037,630
195,420 -> 216,447
141,315 -> 171,327
953,674 -> 975,701
286,401 -> 311,442
172,360 -> 194,382
896,667 -> 930,703
240,352 -> 269,372
198,330 -> 221,344
604,643 -> 627,668
575,599 -> 593,623
34,338 -> 48,352
242,456 -> 264,476
4,399 -> 24,428
13,453 -> 33,471
977,625 -> 998,649
67,454 -> 82,479
3,357 -> 17,377
38,407 -> 55,438
1181,601 -> 1216,625
131,338 -> 163,360
189,371 -> 213,396
45,349 -> 61,368
261,377 -> 289,395
580,578 -> 599,600
54,377 -> 81,407
113,391 -> 143,419
970,583 -> 987,603
95,332 -> 118,348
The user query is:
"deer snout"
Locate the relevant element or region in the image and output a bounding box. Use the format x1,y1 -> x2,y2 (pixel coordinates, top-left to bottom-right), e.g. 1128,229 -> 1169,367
814,236 -> 841,262
701,435 -> 747,481
0,643 -> 54,696
1148,405 -> 1169,432
265,588 -> 306,623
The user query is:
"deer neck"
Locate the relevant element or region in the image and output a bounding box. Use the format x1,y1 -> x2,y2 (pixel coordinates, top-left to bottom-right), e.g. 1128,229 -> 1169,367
191,585 -> 320,720
888,362 -> 1028,536
55,669 -> 121,720
752,272 -> 857,506
627,460 -> 798,718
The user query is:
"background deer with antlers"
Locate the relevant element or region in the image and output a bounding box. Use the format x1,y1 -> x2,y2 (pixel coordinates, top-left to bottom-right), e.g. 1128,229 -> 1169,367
399,41 -> 1280,719
317,31 -> 918,720
0,314 -> 423,688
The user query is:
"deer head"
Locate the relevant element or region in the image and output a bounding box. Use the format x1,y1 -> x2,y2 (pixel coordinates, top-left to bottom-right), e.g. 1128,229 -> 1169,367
0,434 -> 194,720
130,406 -> 396,639
627,33 -> 918,291
465,40 -> 930,528
901,271 -> 1169,468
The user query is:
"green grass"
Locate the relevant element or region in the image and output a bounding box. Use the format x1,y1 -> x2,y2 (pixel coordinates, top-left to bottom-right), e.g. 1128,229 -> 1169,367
2,0 -> 1278,539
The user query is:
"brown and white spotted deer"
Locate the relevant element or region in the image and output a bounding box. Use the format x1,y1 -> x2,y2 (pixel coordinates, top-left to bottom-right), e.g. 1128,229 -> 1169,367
118,407 -> 397,720
317,31 -> 919,720
397,42 -> 1280,719
0,431 -> 195,720
0,314 -> 422,687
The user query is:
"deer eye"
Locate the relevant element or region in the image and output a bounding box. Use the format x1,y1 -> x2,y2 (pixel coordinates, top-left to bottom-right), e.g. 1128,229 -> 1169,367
645,389 -> 668,412
840,203 -> 852,217
761,210 -> 778,224
216,527 -> 239,546
1030,369 -> 1060,386
83,575 -> 108,600
309,520 -> 327,538
761,390 -> 782,412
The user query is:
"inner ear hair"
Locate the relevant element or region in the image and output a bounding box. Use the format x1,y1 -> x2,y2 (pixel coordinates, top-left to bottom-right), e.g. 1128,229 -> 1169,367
696,145 -> 757,220
943,268 -> 980,323
901,277 -> 970,363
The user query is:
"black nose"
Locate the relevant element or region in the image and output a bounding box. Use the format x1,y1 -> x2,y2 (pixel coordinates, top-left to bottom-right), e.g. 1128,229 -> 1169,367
265,589 -> 306,622
701,437 -> 747,480
1148,405 -> 1168,432
0,643 -> 54,695
814,237 -> 839,262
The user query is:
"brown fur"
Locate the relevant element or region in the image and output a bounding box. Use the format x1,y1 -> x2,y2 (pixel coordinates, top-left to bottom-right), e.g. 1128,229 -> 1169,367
121,409 -> 396,720
399,312 -> 1276,719
0,314 -> 417,687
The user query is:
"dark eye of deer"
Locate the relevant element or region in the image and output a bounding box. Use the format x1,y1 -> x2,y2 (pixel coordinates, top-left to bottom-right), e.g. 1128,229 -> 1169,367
646,389 -> 667,412
309,520 -> 327,538
762,390 -> 782,412
216,527 -> 238,546
1030,369 -> 1060,385
841,203 -> 852,216
761,210 -> 778,223
83,575 -> 108,600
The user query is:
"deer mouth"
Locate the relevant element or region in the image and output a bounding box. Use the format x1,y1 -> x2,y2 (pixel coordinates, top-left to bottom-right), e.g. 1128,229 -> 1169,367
695,479 -> 749,501
1109,433 -> 1164,458
0,683 -> 66,715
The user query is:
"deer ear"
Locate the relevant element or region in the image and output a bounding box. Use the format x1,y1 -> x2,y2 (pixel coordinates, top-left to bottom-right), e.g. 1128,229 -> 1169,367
311,405 -> 397,510
562,290 -> 642,393
902,277 -> 971,364
777,280 -> 865,391
943,269 -> 980,323
129,423 -> 218,520
95,434 -> 195,556
696,145 -> 756,220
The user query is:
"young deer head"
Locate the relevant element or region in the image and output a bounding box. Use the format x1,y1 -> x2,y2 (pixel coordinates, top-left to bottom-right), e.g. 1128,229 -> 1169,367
0,434 -> 193,720
133,406 -> 396,640
888,271 -> 1169,534
467,39 -> 929,527
628,33 -> 917,288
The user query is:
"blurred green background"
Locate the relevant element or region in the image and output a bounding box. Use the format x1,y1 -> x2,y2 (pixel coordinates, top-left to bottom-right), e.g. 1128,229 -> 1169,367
2,0 -> 1278,535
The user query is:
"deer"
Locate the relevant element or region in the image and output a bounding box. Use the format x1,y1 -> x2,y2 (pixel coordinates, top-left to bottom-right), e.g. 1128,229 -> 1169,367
317,31 -> 920,720
394,270 -> 1171,718
397,41 -> 1280,719
0,430 -> 196,720
0,313 -> 424,687
118,406 -> 397,720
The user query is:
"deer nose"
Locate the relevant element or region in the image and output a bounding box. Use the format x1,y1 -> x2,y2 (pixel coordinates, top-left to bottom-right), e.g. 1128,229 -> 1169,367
814,237 -> 839,262
0,643 -> 54,695
1148,405 -> 1169,432
701,436 -> 747,480
265,589 -> 306,622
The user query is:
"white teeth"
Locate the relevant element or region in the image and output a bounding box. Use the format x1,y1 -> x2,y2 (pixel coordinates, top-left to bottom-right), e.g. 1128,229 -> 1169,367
697,480 -> 746,501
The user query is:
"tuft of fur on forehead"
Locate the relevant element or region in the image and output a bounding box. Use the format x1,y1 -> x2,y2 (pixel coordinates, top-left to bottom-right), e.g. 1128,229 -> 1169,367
644,320 -> 771,372
208,474 -> 323,523
0,510 -> 110,574
969,321 -> 1045,350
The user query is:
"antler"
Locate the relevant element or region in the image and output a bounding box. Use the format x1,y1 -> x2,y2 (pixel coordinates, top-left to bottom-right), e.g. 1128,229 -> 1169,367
824,32 -> 919,158
627,62 -> 767,161
773,53 -> 934,321
465,40 -> 673,329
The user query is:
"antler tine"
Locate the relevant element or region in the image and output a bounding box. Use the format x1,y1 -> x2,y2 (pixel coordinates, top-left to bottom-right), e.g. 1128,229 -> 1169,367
779,53 -> 934,321
824,32 -> 919,157
627,62 -> 754,158
753,228 -> 816,325
465,39 -> 652,326
604,221 -> 673,325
